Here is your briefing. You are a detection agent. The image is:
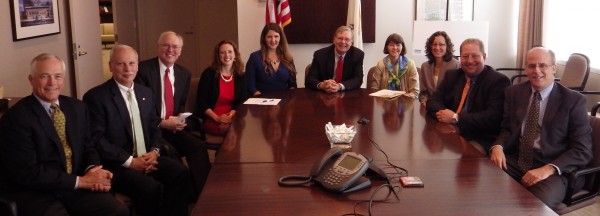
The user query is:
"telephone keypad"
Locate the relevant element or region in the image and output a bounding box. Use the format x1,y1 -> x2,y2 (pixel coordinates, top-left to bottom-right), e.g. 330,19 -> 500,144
323,169 -> 349,185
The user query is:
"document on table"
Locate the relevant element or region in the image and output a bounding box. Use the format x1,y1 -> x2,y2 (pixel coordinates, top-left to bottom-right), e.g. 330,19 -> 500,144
244,98 -> 281,105
369,90 -> 405,98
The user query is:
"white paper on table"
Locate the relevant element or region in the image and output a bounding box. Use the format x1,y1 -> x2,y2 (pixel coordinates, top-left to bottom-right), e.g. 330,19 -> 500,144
369,90 -> 405,98
243,98 -> 281,105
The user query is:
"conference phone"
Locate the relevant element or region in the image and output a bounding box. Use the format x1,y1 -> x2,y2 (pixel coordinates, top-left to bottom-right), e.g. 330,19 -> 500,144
278,147 -> 388,193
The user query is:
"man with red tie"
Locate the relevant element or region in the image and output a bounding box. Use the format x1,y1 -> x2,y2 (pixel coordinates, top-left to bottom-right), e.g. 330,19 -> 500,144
305,25 -> 364,93
135,31 -> 210,198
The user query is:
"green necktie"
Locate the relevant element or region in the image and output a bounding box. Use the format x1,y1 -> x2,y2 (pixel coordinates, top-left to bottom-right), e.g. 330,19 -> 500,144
127,89 -> 147,157
50,103 -> 72,174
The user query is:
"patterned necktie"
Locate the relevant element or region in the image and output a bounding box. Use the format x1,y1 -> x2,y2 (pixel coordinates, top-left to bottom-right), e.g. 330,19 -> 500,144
456,77 -> 471,114
335,56 -> 343,83
127,89 -> 147,157
50,103 -> 72,174
164,68 -> 174,118
518,91 -> 541,171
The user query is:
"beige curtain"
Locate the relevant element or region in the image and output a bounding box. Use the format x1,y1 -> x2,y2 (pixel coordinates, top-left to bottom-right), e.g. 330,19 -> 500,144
516,0 -> 544,68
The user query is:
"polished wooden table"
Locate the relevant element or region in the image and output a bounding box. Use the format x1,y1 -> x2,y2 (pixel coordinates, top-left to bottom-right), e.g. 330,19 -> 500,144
214,89 -> 483,164
192,89 -> 556,215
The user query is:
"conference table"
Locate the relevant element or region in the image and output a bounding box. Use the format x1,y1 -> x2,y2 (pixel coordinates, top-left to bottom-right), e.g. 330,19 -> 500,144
192,89 -> 556,215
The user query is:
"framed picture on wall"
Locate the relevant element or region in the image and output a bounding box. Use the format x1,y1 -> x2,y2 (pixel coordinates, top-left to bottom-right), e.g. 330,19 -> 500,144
9,0 -> 61,41
415,0 -> 473,21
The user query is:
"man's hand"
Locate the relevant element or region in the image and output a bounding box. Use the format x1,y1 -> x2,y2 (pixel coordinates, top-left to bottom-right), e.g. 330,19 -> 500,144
436,109 -> 455,123
420,97 -> 428,107
489,147 -> 507,170
78,165 -> 113,192
521,165 -> 555,187
160,116 -> 186,132
130,155 -> 158,173
253,91 -> 262,96
141,151 -> 159,174
324,80 -> 341,93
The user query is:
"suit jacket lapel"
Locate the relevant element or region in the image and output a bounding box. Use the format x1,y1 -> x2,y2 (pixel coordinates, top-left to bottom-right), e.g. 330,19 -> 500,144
109,80 -> 134,140
173,65 -> 186,113
327,46 -> 335,79
515,84 -> 532,125
543,83 -> 561,125
28,96 -> 68,169
135,87 -> 150,141
150,58 -> 163,114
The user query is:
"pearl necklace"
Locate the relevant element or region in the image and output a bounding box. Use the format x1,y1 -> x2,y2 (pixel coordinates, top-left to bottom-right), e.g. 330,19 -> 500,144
220,73 -> 233,82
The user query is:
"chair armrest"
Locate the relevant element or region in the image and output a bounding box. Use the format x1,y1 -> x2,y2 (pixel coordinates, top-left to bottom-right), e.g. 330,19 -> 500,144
0,197 -> 17,216
563,166 -> 600,205
510,74 -> 527,84
496,68 -> 525,72
593,102 -> 600,117
185,115 -> 206,140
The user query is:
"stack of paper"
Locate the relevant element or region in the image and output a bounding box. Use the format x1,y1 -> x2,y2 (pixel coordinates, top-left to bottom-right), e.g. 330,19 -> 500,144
369,90 -> 405,98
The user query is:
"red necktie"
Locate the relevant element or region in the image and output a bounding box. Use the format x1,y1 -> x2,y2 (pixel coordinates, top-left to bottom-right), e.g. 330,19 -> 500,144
164,68 -> 174,118
335,56 -> 343,83
455,77 -> 471,114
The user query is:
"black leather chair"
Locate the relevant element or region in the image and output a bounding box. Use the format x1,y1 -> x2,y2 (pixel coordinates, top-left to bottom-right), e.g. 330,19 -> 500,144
0,197 -> 17,216
555,112 -> 600,214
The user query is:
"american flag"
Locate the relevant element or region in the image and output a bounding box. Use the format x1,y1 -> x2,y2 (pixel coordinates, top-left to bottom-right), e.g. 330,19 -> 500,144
266,0 -> 292,28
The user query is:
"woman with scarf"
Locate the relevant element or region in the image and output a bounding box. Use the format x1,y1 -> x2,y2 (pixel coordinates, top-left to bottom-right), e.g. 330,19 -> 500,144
370,33 -> 419,99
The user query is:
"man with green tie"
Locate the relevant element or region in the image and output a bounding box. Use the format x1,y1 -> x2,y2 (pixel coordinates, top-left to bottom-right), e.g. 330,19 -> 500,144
0,53 -> 128,216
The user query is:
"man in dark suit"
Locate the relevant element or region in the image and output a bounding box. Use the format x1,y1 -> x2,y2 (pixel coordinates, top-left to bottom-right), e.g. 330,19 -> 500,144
427,38 -> 510,152
305,25 -> 364,93
83,45 -> 190,216
0,54 -> 128,216
135,31 -> 210,197
490,47 -> 592,210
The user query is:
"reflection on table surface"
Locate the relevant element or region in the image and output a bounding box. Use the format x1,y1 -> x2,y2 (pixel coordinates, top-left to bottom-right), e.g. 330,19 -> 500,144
215,88 -> 485,164
193,160 -> 555,215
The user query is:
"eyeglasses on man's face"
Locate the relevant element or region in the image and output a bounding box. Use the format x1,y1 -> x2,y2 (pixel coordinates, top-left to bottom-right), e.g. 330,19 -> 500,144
526,63 -> 553,70
159,44 -> 182,50
431,43 -> 446,47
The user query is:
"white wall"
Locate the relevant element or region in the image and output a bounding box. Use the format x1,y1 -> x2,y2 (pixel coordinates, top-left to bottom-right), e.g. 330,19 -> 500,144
0,0 -> 72,97
237,0 -> 519,88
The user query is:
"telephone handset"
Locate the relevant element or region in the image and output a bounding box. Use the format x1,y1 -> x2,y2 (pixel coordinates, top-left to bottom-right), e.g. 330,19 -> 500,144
310,148 -> 371,193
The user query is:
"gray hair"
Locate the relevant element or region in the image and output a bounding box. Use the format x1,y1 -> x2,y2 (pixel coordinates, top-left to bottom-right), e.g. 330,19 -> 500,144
30,53 -> 65,75
109,44 -> 139,63
157,31 -> 184,46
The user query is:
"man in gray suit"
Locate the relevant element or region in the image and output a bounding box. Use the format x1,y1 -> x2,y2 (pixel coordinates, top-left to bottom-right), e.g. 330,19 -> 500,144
490,47 -> 592,210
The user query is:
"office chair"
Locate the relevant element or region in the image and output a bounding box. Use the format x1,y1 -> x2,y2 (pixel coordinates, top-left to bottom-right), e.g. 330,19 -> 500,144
365,66 -> 376,90
559,53 -> 590,91
555,114 -> 600,214
0,197 -> 17,216
185,77 -> 223,151
304,63 -> 312,86
507,53 -> 590,91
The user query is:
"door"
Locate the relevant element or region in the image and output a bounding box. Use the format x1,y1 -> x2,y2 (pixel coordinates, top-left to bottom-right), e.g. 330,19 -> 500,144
136,0 -> 199,75
68,0 -> 104,99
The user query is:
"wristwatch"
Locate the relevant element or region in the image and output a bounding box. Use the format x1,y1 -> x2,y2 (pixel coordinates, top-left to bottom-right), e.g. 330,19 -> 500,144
451,113 -> 458,124
152,148 -> 161,157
